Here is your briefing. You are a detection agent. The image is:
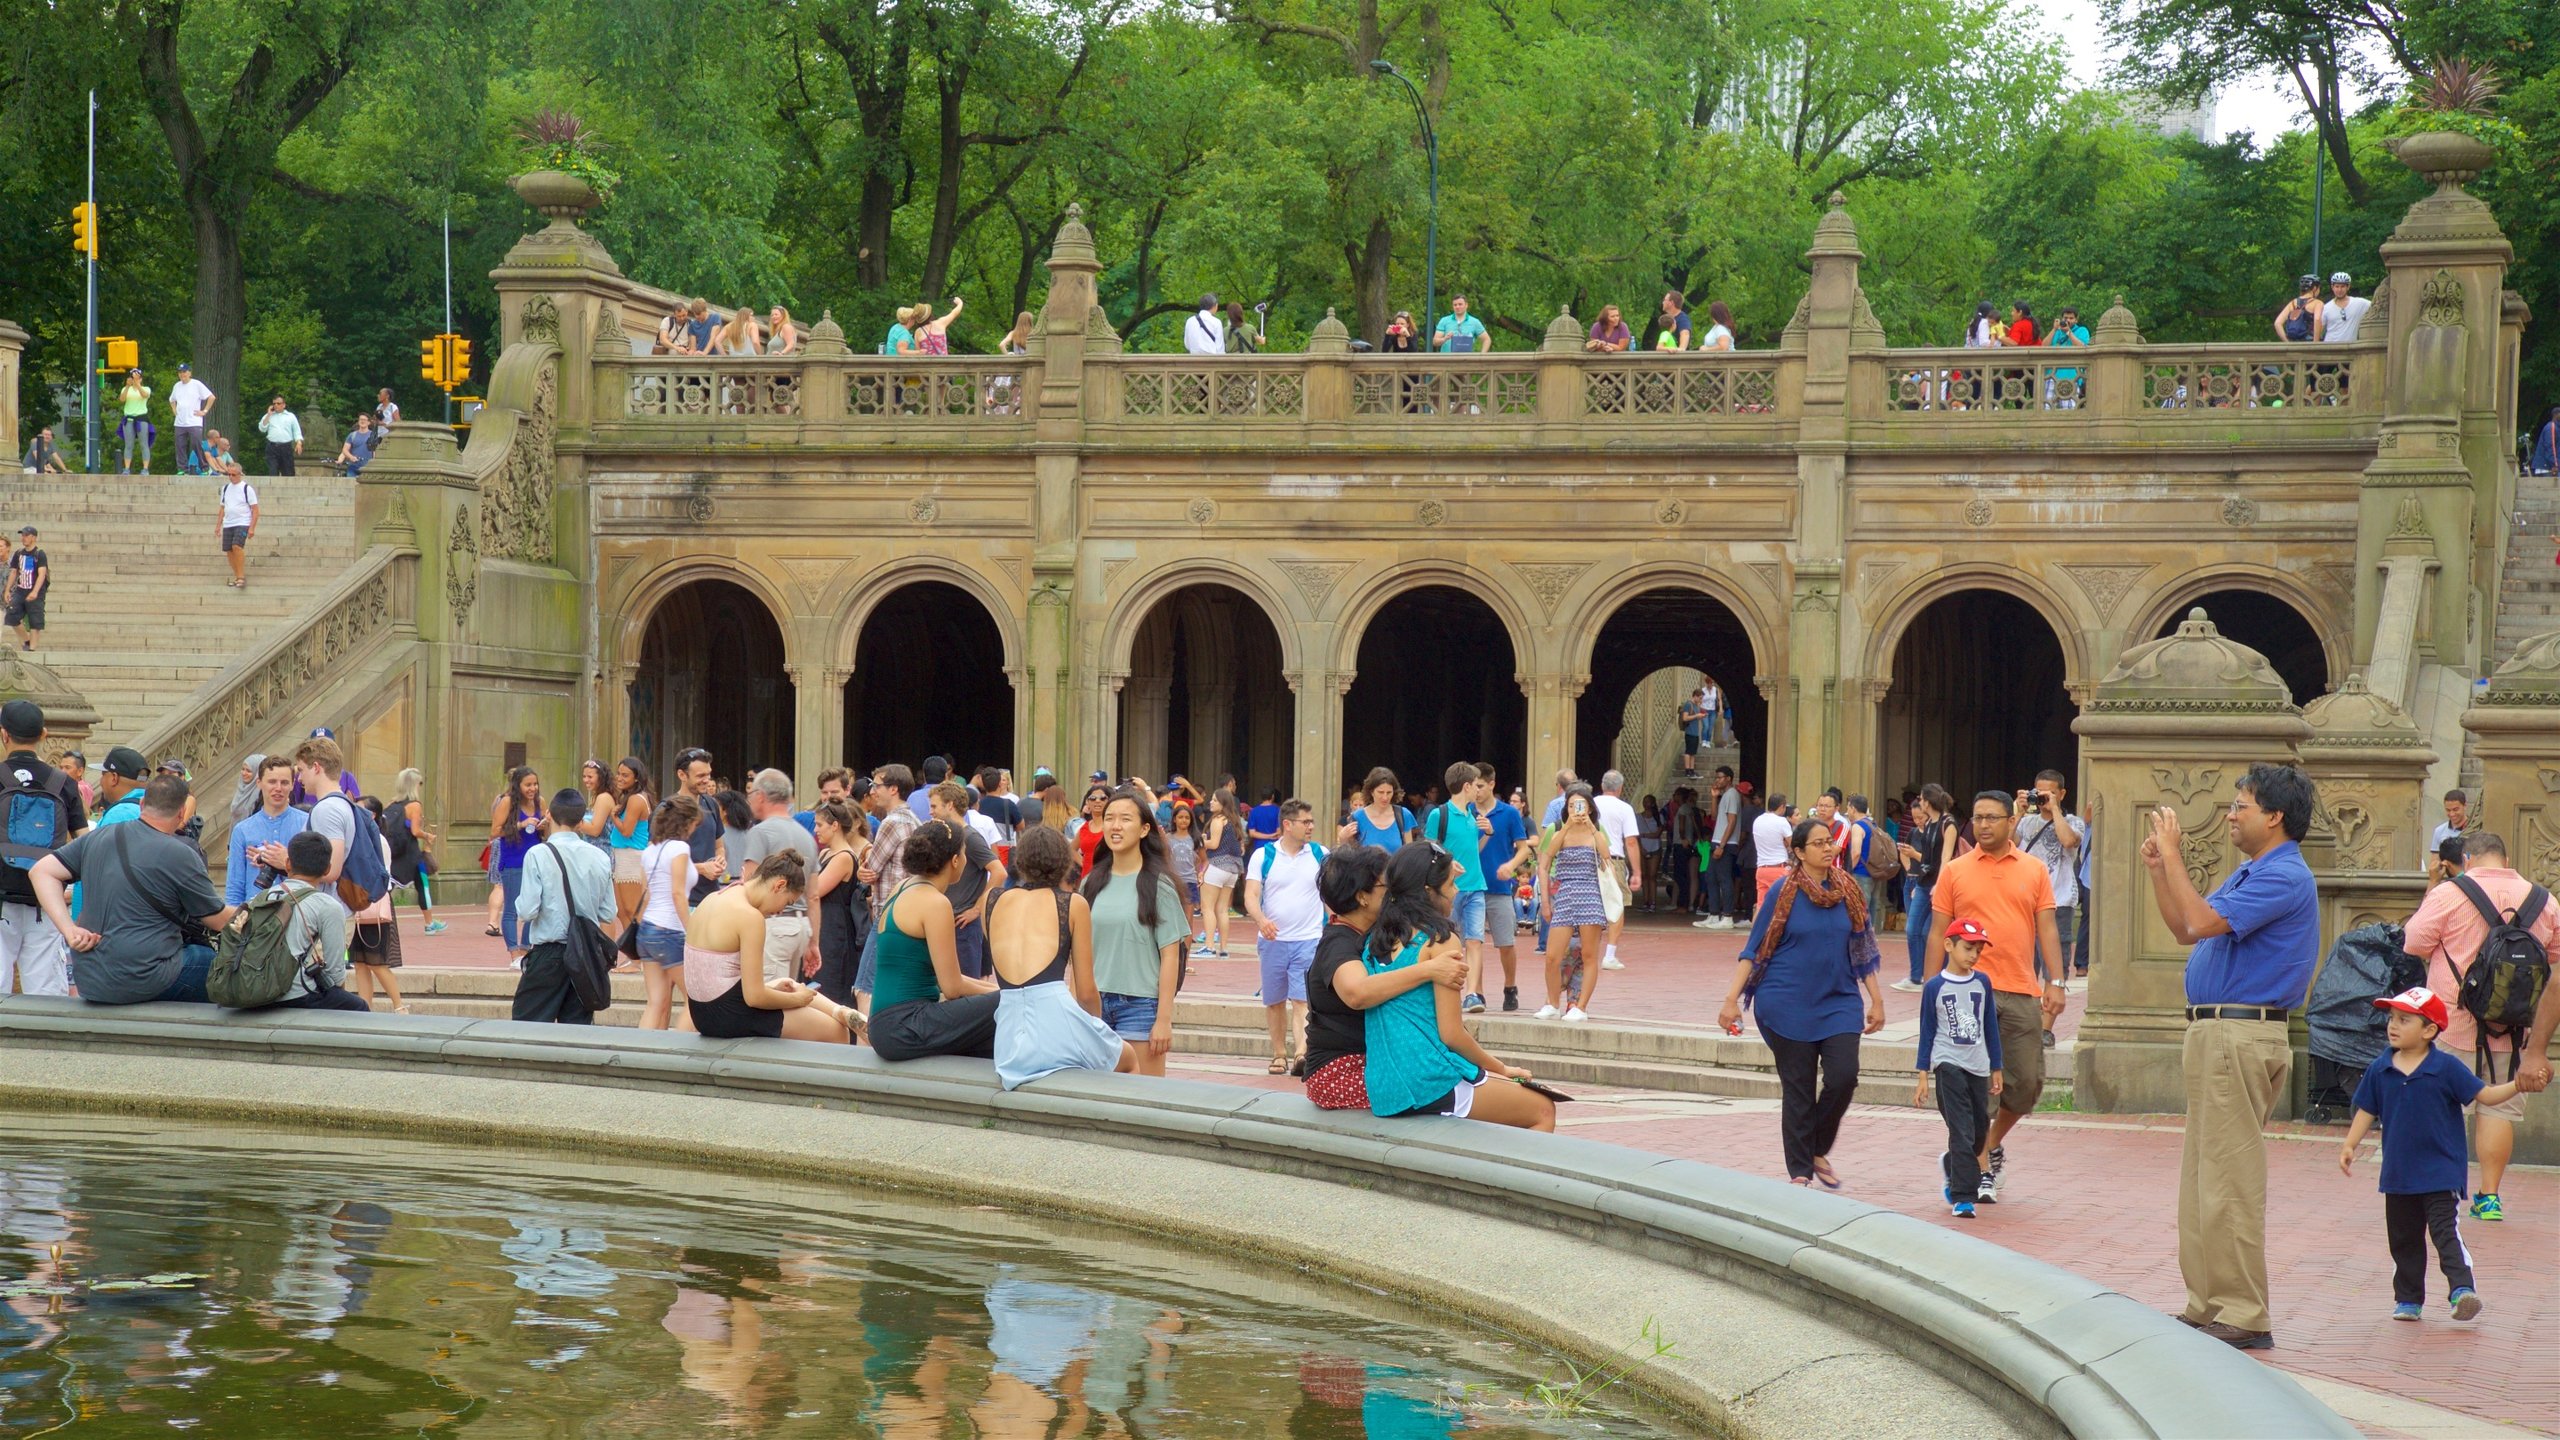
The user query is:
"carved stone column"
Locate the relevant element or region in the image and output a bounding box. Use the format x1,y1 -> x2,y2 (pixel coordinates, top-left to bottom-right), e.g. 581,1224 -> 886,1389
2459,631 -> 2560,1162
2073,610 -> 2312,1116
1755,673 -> 1797,800
1120,674 -> 1173,787
1025,576 -> 1073,783
1521,671 -> 1587,801
0,318 -> 25,458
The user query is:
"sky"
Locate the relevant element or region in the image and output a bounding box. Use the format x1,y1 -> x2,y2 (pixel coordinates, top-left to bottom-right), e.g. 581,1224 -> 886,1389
2029,0 -> 2378,145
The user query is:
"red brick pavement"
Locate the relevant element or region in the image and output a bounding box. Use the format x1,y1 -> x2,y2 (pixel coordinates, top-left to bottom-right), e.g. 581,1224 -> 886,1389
395,907 -> 2552,1431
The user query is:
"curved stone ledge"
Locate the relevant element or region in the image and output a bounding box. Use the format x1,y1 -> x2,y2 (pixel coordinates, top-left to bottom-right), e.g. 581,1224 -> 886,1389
0,998 -> 2349,1439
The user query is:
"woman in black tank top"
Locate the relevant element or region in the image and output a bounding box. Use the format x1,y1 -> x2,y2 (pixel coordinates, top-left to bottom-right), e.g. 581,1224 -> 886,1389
990,828 -> 1134,1088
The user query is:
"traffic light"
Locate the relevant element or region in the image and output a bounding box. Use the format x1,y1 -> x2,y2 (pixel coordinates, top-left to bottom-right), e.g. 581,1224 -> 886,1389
70,202 -> 97,260
102,338 -> 137,372
420,334 -> 447,387
448,337 -> 471,387
419,333 -> 469,391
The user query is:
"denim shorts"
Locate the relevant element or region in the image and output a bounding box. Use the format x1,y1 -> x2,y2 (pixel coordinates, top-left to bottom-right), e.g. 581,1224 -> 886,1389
1099,991 -> 1160,1041
635,921 -> 685,967
1453,889 -> 1487,942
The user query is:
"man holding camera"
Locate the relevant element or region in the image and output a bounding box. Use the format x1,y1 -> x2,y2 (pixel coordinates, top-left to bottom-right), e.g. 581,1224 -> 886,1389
2015,770 -> 2087,1006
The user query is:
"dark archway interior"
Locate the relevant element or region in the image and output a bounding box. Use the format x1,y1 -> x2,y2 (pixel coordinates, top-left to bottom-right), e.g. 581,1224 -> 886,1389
1881,590 -> 2076,805
1116,584 -> 1292,794
1576,587 -> 1765,787
2157,589 -> 2330,706
1341,586 -> 1525,806
845,581 -> 1014,777
632,579 -> 795,791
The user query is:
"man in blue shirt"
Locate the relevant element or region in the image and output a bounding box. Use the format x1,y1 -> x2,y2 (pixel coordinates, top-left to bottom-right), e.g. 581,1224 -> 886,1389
2138,761 -> 2321,1351
512,787 -> 617,1025
1431,295 -> 1488,353
1421,762 -> 1492,1012
226,755 -> 309,906
1474,763 -> 1530,1012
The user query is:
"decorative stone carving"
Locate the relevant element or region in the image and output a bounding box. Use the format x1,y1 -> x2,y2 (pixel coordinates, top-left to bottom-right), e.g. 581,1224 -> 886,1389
2389,491 -> 2429,540
2221,496 -> 2258,528
1187,498 -> 1218,525
144,564 -> 397,783
2484,631 -> 2560,706
994,556 -> 1026,590
481,358 -> 557,564
446,509 -> 477,627
1747,562 -> 1785,596
1963,496 -> 1995,527
1100,557 -> 1132,590
911,496 -> 940,524
1508,563 -> 1590,619
2418,268 -> 2464,328
2151,765 -> 2225,805
2058,564 -> 2149,621
591,302 -> 626,353
1275,560 -> 1352,611
2319,782 -> 2384,871
2089,610 -> 2292,712
2365,278 -> 2389,332
1859,559 -> 1906,604
685,490 -> 715,523
1416,499 -> 1447,527
1656,498 -> 1686,525
772,555 -> 845,606
520,294 -> 561,346
0,652 -> 101,767
2179,829 -> 2225,891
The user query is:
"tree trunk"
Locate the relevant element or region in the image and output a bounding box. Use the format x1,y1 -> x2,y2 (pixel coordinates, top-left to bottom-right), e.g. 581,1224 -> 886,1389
1350,216 -> 1393,343
186,192 -> 248,441
920,65 -> 971,303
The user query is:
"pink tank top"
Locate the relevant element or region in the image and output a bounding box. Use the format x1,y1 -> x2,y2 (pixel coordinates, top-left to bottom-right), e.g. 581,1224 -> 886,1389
921,331 -> 949,356
682,944 -> 744,1004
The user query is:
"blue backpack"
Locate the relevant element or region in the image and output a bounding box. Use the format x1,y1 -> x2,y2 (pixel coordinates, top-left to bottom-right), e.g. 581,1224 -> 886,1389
1259,840 -> 1325,881
0,762 -> 69,873
316,793 -> 392,908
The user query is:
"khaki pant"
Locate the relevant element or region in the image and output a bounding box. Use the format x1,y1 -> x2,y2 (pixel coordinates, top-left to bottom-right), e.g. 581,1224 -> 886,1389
2179,1018 -> 2290,1333
762,913 -> 810,983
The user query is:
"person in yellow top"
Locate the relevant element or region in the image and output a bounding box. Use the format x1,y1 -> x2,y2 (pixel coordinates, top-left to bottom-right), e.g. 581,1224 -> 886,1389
115,369 -> 153,474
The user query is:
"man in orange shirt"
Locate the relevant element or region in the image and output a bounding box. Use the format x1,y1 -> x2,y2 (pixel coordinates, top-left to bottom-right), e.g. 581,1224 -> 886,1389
1928,790 -> 2064,1204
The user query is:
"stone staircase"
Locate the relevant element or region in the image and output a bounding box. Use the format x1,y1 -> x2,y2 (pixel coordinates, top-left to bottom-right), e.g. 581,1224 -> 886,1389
2493,462 -> 2560,674
0,473 -> 362,748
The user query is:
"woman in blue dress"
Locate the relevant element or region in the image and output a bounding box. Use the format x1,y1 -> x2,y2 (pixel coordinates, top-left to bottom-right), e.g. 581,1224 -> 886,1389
1534,784 -> 1611,1021
1358,842 -> 1554,1131
991,826 -> 1135,1088
1337,767 -> 1415,851
1717,819 -> 1886,1188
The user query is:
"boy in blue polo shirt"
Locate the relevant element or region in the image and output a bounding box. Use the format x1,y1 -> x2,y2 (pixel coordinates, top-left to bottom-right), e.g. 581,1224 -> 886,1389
2340,987 -> 2525,1321
1422,762 -> 1491,1013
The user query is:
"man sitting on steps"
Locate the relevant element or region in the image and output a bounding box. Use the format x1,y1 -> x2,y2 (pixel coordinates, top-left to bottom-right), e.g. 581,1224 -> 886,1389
31,775 -> 235,1004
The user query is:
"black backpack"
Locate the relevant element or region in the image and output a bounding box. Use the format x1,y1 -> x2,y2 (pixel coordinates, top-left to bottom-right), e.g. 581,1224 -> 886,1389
2450,875 -> 2552,1081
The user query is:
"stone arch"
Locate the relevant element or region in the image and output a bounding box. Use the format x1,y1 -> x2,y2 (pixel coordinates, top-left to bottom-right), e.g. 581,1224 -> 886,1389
2130,566 -> 2346,701
1098,557 -> 1304,678
1328,560 -> 1538,677
612,554 -> 801,673
1560,563 -> 1780,680
831,555 -> 1024,675
628,574 -> 798,791
1863,562 -> 2093,689
1107,576 -> 1295,792
1875,583 -> 2081,805
1566,573 -> 1774,793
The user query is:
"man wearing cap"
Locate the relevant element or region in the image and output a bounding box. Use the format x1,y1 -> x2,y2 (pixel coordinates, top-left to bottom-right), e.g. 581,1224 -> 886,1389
2320,273 -> 2371,345
8,527 -> 47,653
32,774 -> 235,1004
2138,761 -> 2322,1350
168,363 -> 215,477
0,700 -> 88,996
90,747 -> 151,830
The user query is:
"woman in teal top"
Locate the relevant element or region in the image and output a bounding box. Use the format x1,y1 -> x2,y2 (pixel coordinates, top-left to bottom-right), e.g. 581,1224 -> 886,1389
604,756 -> 654,932
869,819 -> 1000,1060
1359,843 -> 1554,1131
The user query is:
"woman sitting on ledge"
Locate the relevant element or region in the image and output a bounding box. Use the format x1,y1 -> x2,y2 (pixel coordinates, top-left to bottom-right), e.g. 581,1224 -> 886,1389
1358,843 -> 1554,1131
868,820 -> 1002,1062
683,849 -> 859,1043
1300,844 -> 1465,1111
990,826 -> 1134,1088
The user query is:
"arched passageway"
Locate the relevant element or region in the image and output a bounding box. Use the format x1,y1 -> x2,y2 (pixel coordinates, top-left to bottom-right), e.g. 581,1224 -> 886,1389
631,578 -> 795,791
844,581 -> 1014,779
2155,590 -> 2330,706
1341,586 -> 1525,808
1577,587 -> 1764,793
1879,590 -> 2076,806
1116,584 -> 1292,794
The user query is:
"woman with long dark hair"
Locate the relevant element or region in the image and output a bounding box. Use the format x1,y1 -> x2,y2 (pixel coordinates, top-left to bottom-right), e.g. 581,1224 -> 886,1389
1356,843 -> 1554,1130
635,791 -> 701,1030
1079,788 -> 1187,1076
604,756 -> 654,932
1301,844 -> 1467,1111
1069,784 -> 1110,875
1535,784 -> 1610,1020
1196,791 -> 1245,958
1718,819 -> 1886,1188
684,849 -> 859,1042
868,820 -> 1002,1060
488,765 -> 544,963
808,800 -> 869,1008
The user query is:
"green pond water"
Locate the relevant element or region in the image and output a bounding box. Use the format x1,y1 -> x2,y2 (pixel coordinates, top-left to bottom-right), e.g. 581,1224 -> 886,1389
0,1115 -> 1682,1437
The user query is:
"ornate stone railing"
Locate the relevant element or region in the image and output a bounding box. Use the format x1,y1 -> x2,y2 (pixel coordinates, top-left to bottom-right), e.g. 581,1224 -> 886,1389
1870,342 -> 2384,417
1881,349 -> 2092,412
1113,355 -> 1309,420
1580,355 -> 1781,418
130,546 -> 416,855
596,355 -> 1038,430
1347,356 -> 1541,420
2136,344 -> 2381,412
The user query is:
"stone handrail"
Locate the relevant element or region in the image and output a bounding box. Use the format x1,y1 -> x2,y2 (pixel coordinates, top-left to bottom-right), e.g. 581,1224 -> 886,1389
129,545 -> 416,853
1861,341 -> 2387,419
596,352 -> 1039,429
0,999 -> 2357,1440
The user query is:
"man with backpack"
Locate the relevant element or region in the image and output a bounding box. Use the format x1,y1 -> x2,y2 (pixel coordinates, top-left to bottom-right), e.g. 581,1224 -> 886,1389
2400,831 -> 2557,1222
212,832 -> 366,1011
30,775 -> 235,1003
1243,798 -> 1327,1074
1422,763 -> 1494,1012
291,736 -> 390,916
0,700 -> 87,995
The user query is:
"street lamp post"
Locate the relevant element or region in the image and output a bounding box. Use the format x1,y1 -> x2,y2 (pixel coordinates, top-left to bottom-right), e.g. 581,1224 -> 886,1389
1369,59 -> 1437,343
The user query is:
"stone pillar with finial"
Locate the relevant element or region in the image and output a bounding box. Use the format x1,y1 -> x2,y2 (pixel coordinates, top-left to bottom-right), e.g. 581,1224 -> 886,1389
1779,193 -> 1864,800
1305,308 -> 1351,437
1028,204 -> 1100,783
2073,608 -> 2313,1115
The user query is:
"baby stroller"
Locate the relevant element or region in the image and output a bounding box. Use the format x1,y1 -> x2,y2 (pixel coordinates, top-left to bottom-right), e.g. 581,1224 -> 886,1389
2301,922 -> 2426,1125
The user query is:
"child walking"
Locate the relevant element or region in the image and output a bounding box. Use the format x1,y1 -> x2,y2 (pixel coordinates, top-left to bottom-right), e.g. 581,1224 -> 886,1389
2339,988 -> 2525,1321
1914,917 -> 2003,1219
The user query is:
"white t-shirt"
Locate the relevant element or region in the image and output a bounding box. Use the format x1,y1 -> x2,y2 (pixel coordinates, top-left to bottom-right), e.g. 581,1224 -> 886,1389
640,838 -> 691,929
219,480 -> 259,528
1252,842 -> 1326,941
1183,310 -> 1225,355
1752,811 -> 1792,868
1594,793 -> 1640,860
964,808 -> 1002,848
2321,295 -> 2371,343
169,378 -> 213,426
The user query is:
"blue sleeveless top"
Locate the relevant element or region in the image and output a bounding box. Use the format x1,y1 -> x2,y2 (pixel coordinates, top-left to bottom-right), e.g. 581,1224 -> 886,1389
1350,805 -> 1415,852
1359,931 -> 1479,1116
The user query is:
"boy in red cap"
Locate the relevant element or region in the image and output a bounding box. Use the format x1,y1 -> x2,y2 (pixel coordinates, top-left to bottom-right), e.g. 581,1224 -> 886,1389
2340,988 -> 2526,1321
1915,917 -> 2003,1218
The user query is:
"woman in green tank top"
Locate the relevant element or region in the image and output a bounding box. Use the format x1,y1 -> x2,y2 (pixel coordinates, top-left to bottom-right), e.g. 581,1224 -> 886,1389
870,819 -> 1001,1061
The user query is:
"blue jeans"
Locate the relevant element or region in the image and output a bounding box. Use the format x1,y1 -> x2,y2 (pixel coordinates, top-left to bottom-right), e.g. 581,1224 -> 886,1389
1903,876 -> 1933,984
499,865 -> 526,949
160,943 -> 215,1003
1705,847 -> 1736,916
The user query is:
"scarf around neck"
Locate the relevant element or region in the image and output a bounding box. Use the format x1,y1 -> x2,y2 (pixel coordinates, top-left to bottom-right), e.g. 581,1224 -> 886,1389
1743,864 -> 1882,1004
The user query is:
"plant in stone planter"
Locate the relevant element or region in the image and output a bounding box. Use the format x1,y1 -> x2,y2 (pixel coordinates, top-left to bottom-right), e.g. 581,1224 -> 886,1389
512,108 -> 621,199
2388,57 -> 2527,172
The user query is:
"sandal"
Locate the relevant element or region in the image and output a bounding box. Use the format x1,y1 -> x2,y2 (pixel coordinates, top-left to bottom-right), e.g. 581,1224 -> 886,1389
1810,1157 -> 1843,1191
1267,1056 -> 1289,1075
483,924 -> 501,937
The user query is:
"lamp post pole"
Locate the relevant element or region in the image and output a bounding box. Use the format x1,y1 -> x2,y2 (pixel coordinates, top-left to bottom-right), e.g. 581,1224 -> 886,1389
1370,60 -> 1437,341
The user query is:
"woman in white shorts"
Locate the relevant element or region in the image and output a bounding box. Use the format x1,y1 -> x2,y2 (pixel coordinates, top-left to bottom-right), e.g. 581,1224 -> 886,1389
1196,792 -> 1247,958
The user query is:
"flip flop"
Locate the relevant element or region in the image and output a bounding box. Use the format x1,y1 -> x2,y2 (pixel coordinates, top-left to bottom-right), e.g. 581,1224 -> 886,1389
1810,1157 -> 1843,1190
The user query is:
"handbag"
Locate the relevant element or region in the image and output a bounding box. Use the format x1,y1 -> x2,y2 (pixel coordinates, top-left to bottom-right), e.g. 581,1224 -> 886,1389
539,843 -> 616,1012
1598,846 -> 1626,924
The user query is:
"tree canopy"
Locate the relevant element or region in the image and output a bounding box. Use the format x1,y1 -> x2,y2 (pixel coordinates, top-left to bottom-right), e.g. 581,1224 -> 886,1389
1,0 -> 2549,437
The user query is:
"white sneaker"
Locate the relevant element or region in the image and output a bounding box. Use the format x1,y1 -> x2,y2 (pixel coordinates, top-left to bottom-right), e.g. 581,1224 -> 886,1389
1599,954 -> 1626,971
1706,916 -> 1735,931
1691,916 -> 1723,930
1889,979 -> 1923,993
1562,1007 -> 1589,1023
1533,1004 -> 1562,1020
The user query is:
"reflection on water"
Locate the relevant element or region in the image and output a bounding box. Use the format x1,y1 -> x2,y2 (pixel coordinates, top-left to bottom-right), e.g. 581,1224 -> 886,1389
0,1116 -> 1674,1437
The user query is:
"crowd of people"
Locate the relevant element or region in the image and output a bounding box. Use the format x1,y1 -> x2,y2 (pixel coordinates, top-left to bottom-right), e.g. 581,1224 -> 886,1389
2,689 -> 2551,1352
18,372 -> 402,479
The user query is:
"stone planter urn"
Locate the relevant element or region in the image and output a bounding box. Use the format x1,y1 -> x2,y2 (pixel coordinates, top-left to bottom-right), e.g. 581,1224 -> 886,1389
2392,130 -> 2494,190
510,169 -> 601,224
